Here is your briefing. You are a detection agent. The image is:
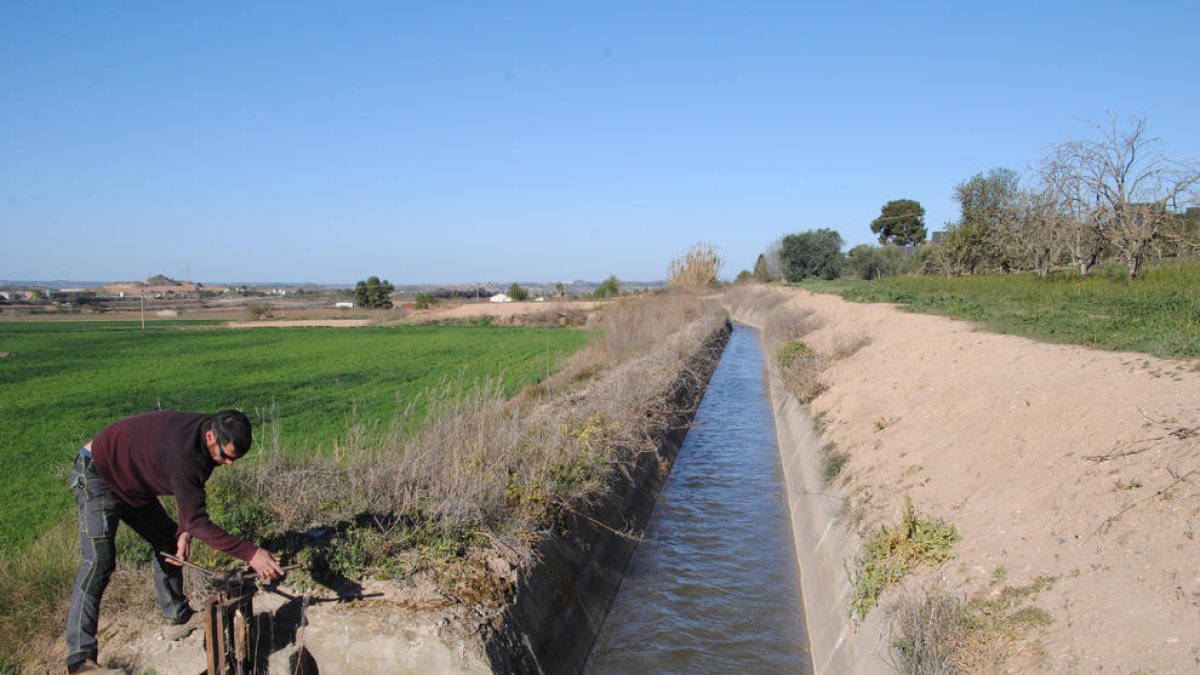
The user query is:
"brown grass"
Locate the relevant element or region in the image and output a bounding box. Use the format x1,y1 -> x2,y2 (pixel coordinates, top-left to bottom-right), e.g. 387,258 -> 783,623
0,518 -> 159,672
888,575 -> 1054,674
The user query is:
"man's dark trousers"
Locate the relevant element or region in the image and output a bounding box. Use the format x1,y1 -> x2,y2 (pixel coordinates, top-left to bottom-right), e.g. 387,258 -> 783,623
65,453 -> 191,669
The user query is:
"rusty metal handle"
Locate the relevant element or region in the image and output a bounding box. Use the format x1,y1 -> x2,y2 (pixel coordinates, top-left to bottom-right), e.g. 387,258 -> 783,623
158,552 -> 303,579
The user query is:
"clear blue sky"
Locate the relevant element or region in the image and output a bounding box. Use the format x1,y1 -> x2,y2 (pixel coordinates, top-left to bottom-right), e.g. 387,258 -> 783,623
3,1 -> 1197,285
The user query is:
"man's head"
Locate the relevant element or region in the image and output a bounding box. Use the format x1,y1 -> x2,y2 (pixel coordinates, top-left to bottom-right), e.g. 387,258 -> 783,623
205,409 -> 252,465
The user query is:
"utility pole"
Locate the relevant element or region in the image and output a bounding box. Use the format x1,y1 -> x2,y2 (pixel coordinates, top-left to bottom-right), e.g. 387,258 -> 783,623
140,291 -> 146,330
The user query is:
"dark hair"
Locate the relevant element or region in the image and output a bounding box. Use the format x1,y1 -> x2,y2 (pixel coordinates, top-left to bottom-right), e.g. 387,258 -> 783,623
210,410 -> 253,456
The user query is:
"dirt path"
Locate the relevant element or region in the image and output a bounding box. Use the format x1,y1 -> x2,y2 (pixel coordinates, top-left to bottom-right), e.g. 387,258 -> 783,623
754,286 -> 1200,672
223,319 -> 378,328
408,299 -> 605,323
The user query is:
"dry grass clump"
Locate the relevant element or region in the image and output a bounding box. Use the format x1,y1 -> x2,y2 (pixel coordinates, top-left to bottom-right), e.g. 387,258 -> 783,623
0,516 -> 164,671
562,291 -> 715,380
889,575 -> 1054,674
829,332 -> 872,360
762,304 -> 823,346
0,519 -> 76,671
666,242 -> 723,288
722,284 -> 791,317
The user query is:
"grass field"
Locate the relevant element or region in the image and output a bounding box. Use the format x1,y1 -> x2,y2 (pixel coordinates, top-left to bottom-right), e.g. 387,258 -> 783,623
799,261 -> 1200,360
0,322 -> 591,553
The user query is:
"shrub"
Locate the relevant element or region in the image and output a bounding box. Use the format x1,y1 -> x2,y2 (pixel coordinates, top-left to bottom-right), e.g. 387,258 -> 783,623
205,473 -> 275,543
247,302 -> 272,319
593,275 -> 620,299
413,292 -> 439,309
508,283 -> 530,302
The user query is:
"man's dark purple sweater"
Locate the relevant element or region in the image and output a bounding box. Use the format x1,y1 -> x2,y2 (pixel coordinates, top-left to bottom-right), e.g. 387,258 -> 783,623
90,410 -> 257,562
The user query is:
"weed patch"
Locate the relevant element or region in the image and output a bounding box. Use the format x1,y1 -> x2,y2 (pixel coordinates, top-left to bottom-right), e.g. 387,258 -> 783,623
850,497 -> 960,621
821,442 -> 849,483
874,416 -> 901,432
890,574 -> 1055,673
776,340 -> 826,403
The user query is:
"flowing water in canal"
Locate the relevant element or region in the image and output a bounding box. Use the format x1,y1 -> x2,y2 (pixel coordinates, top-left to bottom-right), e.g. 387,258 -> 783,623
586,323 -> 812,674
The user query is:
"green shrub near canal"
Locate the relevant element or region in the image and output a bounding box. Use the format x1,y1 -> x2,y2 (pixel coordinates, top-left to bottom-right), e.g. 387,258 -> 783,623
0,322 -> 591,554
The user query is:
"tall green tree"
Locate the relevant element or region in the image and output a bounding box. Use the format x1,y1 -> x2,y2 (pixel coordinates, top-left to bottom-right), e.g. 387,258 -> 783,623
870,199 -> 927,246
752,254 -> 770,282
593,275 -> 620,298
846,245 -> 887,280
953,168 -> 1025,272
780,229 -> 844,281
507,283 -> 529,302
354,276 -> 394,308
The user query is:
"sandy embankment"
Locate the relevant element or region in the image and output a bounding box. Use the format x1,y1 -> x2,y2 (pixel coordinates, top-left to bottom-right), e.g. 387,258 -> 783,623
733,286 -> 1200,673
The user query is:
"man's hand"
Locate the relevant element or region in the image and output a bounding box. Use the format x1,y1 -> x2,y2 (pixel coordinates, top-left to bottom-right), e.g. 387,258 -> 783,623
166,532 -> 192,567
249,547 -> 284,581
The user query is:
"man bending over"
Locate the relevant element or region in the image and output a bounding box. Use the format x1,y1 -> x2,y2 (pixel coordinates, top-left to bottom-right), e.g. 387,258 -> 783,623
65,410 -> 283,674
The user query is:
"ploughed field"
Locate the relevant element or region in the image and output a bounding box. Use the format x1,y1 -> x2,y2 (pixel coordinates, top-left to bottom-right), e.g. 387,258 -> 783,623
0,321 -> 591,553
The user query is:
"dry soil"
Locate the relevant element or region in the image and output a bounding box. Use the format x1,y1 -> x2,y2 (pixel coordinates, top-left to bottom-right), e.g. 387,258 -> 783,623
756,285 -> 1200,673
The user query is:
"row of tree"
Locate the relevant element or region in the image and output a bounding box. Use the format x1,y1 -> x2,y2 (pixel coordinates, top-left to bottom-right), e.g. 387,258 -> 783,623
749,115 -> 1199,283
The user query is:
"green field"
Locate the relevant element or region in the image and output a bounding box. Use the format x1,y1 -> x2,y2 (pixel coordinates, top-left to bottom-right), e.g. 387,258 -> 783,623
800,261 -> 1200,360
0,322 -> 591,553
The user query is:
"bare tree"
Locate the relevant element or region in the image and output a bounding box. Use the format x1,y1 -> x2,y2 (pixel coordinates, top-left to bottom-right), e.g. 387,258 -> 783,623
763,237 -> 785,281
1019,184 -> 1070,278
1039,150 -> 1106,277
1046,115 -> 1199,279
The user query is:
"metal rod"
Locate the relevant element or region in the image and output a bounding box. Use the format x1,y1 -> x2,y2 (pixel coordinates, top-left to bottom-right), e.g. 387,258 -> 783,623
158,552 -> 302,579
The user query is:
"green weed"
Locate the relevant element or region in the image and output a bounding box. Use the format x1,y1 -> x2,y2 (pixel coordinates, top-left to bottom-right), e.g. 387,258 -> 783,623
874,416 -> 901,432
850,496 -> 960,621
777,339 -> 814,368
821,442 -> 849,483
1115,477 -> 1144,491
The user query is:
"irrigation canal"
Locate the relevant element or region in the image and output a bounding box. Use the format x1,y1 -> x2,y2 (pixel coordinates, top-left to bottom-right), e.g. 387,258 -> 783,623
586,323 -> 812,674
